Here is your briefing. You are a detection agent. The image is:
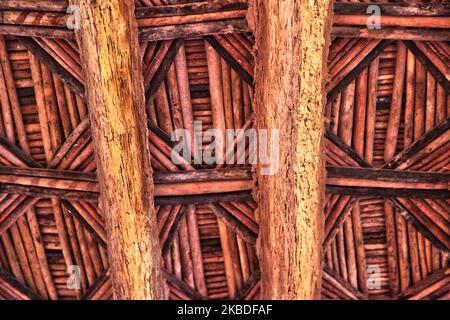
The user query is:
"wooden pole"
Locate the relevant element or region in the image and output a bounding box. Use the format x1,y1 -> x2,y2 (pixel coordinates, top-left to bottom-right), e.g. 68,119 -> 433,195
249,0 -> 332,299
75,0 -> 165,299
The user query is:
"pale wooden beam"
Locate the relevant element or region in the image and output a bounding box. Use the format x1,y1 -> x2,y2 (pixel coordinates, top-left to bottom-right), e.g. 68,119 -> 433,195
250,0 -> 332,299
75,0 -> 165,300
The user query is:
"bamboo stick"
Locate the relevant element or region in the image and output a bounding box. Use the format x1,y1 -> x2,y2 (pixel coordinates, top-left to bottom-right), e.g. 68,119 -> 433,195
0,36 -> 30,154
343,216 -> 358,290
436,84 -> 446,123
364,58 -> 379,164
334,15 -> 450,29
338,80 -> 356,145
414,59 -> 426,140
186,205 -> 207,296
353,68 -> 367,158
384,42 -> 407,162
425,72 -> 436,132
384,202 -> 399,296
351,203 -> 368,296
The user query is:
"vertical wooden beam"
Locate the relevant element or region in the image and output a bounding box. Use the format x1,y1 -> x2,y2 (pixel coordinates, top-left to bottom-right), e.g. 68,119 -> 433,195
249,0 -> 333,299
76,0 -> 165,299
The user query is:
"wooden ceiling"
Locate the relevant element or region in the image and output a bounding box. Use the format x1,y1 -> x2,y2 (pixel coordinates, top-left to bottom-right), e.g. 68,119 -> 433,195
0,0 -> 448,300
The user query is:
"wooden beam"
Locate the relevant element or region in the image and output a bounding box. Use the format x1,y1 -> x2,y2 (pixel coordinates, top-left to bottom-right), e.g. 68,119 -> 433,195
250,0 -> 332,299
334,3 -> 450,17
0,267 -> 42,300
75,0 -> 164,300
160,206 -> 188,256
327,40 -> 392,101
0,196 -> 40,236
0,136 -> 41,168
0,0 -> 69,12
135,1 -> 248,26
384,201 -> 400,297
145,39 -> 182,104
209,204 -> 257,245
0,25 -> 74,39
21,38 -> 85,100
399,268 -> 450,300
404,41 -> 450,92
139,19 -> 249,42
0,166 -> 254,200
162,269 -> 207,300
154,191 -> 253,205
327,167 -> 450,191
334,16 -> 450,29
393,198 -> 450,252
332,27 -> 450,41
82,269 -> 112,300
323,267 -> 366,300
323,195 -> 357,249
325,130 -> 371,168
204,35 -> 254,87
384,118 -> 450,170
235,269 -> 261,300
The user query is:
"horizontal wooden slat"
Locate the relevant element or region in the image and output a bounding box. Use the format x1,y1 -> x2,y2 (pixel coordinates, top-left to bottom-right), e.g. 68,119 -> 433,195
334,3 -> 450,17
327,167 -> 450,190
0,0 -> 69,12
0,166 -> 254,200
332,27 -> 450,41
139,19 -> 249,42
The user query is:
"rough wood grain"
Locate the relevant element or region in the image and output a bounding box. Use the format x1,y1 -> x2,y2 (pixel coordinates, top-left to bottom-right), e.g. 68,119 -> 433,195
75,0 -> 165,300
250,0 -> 332,299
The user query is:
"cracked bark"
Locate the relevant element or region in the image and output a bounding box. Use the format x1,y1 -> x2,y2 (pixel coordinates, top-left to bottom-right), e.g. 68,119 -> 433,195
76,0 -> 165,300
249,0 -> 333,299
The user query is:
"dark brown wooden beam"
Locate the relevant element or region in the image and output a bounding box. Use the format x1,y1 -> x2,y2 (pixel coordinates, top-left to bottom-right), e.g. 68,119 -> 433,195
139,19 -> 249,42
21,38 -> 85,100
332,27 -> 450,41
384,118 -> 450,170
82,269 -> 112,300
209,203 -> 257,245
327,40 -> 392,102
323,267 -> 367,300
235,269 -> 261,300
160,206 -> 188,256
204,35 -> 254,87
0,25 -> 74,39
0,196 -> 40,236
0,135 -> 41,168
136,1 -> 248,20
325,130 -> 371,168
145,39 -> 182,104
0,0 -> 69,12
162,268 -> 207,300
154,191 -> 253,205
0,166 -> 254,200
327,166 -> 450,191
399,268 -> 450,300
393,198 -> 450,252
0,267 -> 42,300
404,41 -> 450,92
323,196 -> 357,249
62,200 -> 107,247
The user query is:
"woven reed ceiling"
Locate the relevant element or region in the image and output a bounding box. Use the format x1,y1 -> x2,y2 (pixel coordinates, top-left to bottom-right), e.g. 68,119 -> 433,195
0,0 -> 448,300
